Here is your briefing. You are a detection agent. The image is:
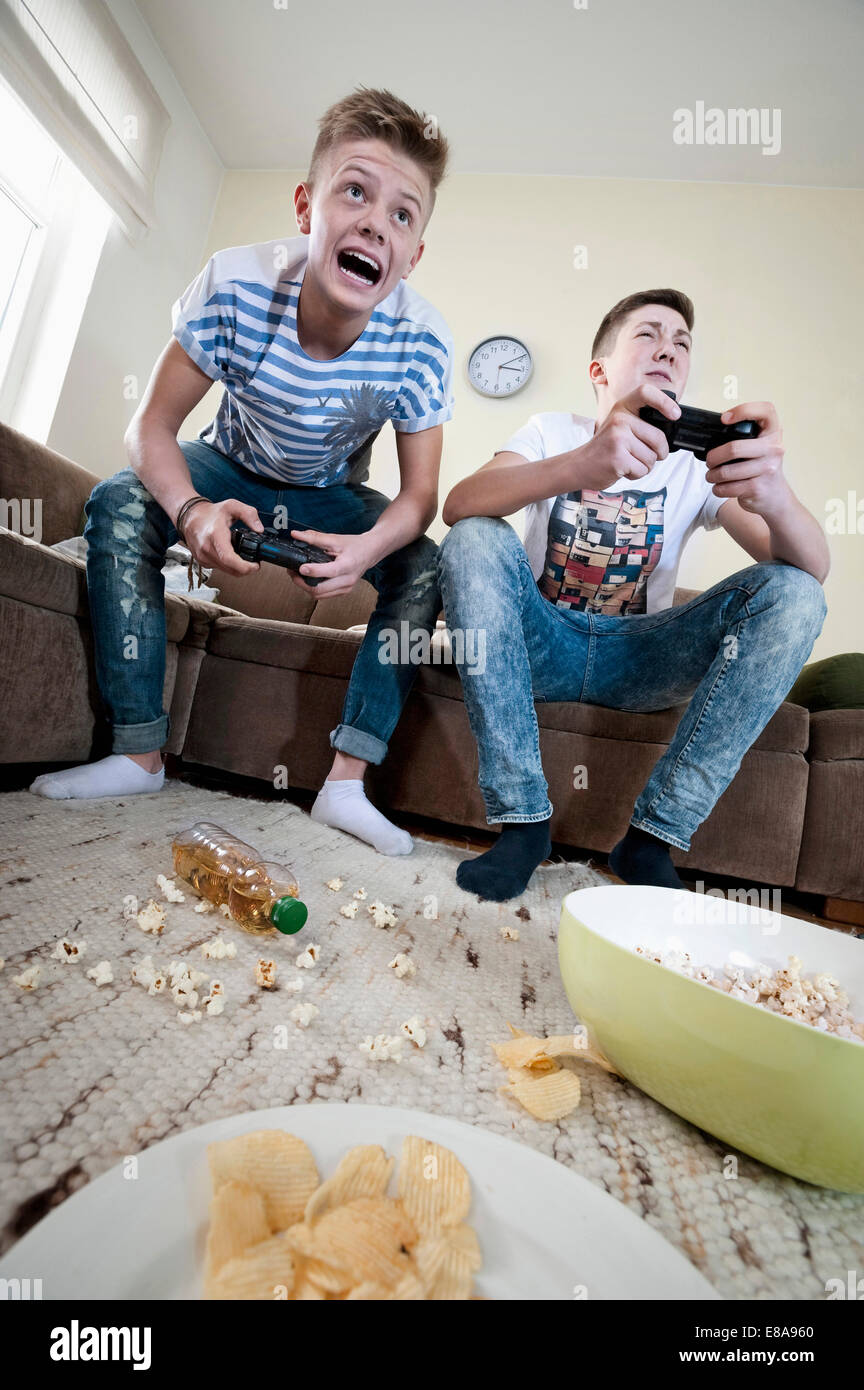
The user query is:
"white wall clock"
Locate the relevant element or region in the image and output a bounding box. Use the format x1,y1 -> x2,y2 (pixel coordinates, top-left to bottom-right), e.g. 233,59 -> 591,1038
468,336 -> 533,397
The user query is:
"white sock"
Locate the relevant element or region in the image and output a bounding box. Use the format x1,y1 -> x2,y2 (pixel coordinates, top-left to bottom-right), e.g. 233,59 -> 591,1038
29,754 -> 165,800
310,779 -> 413,856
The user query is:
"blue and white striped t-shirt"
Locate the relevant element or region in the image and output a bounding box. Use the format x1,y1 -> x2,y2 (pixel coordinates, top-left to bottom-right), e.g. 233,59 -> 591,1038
171,236 -> 455,487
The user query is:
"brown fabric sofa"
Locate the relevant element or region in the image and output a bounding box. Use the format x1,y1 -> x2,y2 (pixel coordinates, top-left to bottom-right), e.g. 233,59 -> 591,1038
1,420 -> 861,916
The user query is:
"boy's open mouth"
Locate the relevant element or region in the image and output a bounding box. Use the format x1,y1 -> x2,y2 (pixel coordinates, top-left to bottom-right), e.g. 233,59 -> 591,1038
336,247 -> 383,288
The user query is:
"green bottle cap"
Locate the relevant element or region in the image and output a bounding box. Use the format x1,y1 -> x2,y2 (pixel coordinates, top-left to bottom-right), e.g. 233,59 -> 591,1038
270,896 -> 308,935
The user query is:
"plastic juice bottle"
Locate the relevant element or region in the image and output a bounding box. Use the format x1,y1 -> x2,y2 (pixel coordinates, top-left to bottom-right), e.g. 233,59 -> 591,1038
227,863 -> 308,935
170,825 -> 307,933
171,822 -> 225,882
171,823 -> 262,907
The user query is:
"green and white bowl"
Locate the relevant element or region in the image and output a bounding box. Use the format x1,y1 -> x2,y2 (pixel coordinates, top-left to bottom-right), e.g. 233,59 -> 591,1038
557,885 -> 864,1192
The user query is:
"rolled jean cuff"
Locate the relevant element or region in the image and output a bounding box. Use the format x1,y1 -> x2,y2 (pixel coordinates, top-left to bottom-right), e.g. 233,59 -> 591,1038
489,802 -> 554,826
112,715 -> 170,754
629,817 -> 690,853
329,723 -> 388,766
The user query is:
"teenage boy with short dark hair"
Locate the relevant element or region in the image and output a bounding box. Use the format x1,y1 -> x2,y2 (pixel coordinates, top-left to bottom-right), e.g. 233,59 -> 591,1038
32,89 -> 454,857
437,289 -> 829,900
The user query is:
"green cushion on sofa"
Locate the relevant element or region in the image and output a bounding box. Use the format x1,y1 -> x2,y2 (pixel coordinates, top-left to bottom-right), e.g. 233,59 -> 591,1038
787,653 -> 864,711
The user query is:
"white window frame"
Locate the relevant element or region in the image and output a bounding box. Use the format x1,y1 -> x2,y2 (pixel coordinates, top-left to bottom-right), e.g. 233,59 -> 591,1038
0,86 -> 111,439
0,144 -> 58,410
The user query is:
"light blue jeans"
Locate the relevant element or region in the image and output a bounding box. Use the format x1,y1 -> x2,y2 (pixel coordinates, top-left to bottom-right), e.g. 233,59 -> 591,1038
83,440 -> 440,760
436,516 -> 827,850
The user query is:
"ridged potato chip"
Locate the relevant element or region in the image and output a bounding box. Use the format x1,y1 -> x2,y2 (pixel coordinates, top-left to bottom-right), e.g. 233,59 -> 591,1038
292,1265 -> 328,1300
386,1270 -> 427,1300
202,1131 -> 484,1300
207,1233 -> 296,1300
344,1270 -> 426,1301
344,1280 -> 386,1300
312,1197 -> 417,1290
504,1065 -> 582,1120
208,1130 -> 319,1231
281,1222 -> 351,1293
431,1226 -> 482,1301
304,1145 -> 394,1226
412,1232 -> 448,1289
397,1136 -> 471,1234
495,1027 -> 618,1075
205,1180 -> 269,1283
301,1259 -> 353,1296
492,1036 -> 553,1068
542,1032 -> 620,1074
414,1224 -> 482,1300
281,1220 -> 321,1258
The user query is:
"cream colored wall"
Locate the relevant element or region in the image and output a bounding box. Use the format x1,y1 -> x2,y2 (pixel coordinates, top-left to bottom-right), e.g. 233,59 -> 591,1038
185,170 -> 864,662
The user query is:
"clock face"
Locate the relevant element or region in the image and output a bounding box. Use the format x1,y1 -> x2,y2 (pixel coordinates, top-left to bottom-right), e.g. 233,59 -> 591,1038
468,336 -> 533,397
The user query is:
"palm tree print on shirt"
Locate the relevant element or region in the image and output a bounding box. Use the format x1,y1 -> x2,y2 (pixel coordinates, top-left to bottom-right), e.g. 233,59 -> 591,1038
321,383 -> 398,458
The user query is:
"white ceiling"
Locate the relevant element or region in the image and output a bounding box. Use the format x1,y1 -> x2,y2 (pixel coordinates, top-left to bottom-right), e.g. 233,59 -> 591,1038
137,0 -> 864,187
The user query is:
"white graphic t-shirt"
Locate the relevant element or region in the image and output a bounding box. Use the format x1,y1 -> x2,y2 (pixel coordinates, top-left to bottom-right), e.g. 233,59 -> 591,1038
498,412 -> 726,615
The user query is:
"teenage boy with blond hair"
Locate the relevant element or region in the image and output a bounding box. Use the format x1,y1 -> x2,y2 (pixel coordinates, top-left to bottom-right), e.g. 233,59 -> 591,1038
438,289 -> 828,900
32,89 -> 454,857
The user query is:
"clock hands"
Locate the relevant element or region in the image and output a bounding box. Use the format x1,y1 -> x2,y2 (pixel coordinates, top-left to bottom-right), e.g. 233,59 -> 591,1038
470,341 -> 530,394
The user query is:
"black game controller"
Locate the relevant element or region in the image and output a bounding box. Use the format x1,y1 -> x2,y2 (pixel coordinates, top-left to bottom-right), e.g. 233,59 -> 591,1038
230,521 -> 334,586
639,390 -> 759,461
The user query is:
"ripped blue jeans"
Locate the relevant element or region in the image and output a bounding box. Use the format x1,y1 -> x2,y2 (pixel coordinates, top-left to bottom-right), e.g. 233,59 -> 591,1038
83,440 -> 440,760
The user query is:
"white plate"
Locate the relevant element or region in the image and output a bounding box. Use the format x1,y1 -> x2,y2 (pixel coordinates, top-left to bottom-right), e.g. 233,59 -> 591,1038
0,1104 -> 719,1301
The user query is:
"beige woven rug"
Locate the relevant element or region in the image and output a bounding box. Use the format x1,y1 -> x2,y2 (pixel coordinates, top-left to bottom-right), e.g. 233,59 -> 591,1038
1,782 -> 862,1299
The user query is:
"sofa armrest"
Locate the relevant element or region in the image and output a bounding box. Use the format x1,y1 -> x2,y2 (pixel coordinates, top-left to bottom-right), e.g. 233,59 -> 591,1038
0,421 -> 100,545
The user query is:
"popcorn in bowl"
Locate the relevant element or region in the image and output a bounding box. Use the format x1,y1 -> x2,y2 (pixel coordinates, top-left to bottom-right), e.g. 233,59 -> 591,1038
635,947 -> 864,1042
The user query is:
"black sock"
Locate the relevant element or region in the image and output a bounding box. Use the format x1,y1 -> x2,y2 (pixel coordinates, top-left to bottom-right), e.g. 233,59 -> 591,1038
608,824 -> 684,890
456,820 -> 552,902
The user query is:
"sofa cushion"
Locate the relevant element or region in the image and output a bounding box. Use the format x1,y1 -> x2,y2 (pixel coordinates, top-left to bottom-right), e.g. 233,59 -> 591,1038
536,692 -> 809,754
310,580 -> 379,630
208,561 -> 319,625
807,709 -> 864,761
795,755 -> 864,900
208,614 -> 363,678
0,420 -> 99,545
0,595 -> 97,761
0,527 -> 229,645
0,528 -> 85,618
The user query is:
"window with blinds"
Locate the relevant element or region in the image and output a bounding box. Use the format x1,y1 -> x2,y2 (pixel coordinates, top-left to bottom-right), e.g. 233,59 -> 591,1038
0,0 -> 170,238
